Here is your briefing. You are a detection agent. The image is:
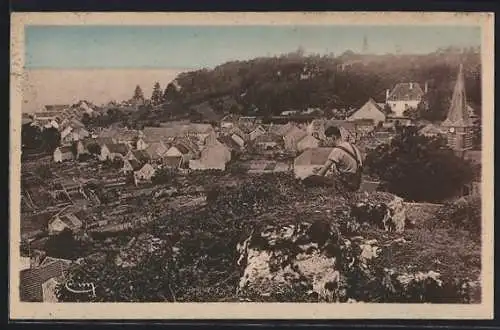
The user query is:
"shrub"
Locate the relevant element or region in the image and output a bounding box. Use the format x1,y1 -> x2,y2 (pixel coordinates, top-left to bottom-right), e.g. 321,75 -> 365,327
436,195 -> 481,237
365,126 -> 474,202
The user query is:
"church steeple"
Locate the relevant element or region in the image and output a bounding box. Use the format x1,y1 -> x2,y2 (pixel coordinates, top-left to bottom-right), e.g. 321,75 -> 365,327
442,63 -> 471,127
442,64 -> 473,153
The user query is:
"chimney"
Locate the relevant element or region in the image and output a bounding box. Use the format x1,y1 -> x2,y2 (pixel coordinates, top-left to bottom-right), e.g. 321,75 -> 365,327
424,81 -> 428,93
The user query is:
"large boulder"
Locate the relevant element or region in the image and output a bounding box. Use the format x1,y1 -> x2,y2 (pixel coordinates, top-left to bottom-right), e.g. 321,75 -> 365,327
236,220 -> 473,303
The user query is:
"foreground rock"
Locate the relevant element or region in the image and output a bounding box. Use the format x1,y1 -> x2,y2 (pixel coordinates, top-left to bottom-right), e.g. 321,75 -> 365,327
236,220 -> 474,303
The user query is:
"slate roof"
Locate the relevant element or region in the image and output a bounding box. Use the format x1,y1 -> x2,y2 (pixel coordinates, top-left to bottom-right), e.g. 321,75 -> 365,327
442,64 -> 472,127
20,258 -> 71,302
387,82 -> 425,102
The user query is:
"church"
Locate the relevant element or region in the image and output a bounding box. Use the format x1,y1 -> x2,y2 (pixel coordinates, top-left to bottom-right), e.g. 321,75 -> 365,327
441,63 -> 475,158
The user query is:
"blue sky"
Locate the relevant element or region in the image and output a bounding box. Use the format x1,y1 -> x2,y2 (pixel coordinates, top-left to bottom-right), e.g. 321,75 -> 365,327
25,25 -> 481,69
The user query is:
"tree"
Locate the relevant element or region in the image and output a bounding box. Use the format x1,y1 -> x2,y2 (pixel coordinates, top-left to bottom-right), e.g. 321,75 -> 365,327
133,85 -> 145,101
44,228 -> 84,260
162,83 -> 179,103
21,123 -> 42,150
41,127 -> 61,152
402,107 -> 421,120
364,126 -> 474,202
151,82 -> 163,106
87,143 -> 101,155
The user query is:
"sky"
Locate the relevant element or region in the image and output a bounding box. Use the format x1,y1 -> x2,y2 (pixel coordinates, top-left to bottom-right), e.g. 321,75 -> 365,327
21,25 -> 481,112
25,25 -> 481,69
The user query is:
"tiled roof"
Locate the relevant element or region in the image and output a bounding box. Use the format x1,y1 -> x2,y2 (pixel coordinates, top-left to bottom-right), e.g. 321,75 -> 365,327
20,258 -> 71,302
387,82 -> 424,102
94,137 -> 115,147
284,126 -> 307,141
269,123 -> 295,136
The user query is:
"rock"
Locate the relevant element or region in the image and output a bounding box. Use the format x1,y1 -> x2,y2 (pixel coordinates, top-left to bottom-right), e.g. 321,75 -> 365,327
349,192 -> 407,233
237,221 -> 473,303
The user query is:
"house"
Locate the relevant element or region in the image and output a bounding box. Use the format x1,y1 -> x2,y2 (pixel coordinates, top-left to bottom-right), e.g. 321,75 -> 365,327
99,128 -> 142,148
143,123 -> 216,145
239,116 -> 257,126
231,133 -> 246,149
53,146 -> 74,163
268,122 -> 295,136
293,147 -> 333,179
352,119 -> 376,135
122,159 -> 142,174
135,137 -> 148,150
165,141 -> 196,167
106,143 -> 130,160
386,82 -> 426,117
127,149 -> 151,164
347,98 -> 387,125
48,213 -> 83,235
386,116 -> 414,127
65,127 -> 90,144
419,123 -> 445,137
74,140 -> 89,157
20,257 -> 71,302
293,148 -> 332,179
296,134 -> 321,152
283,126 -> 308,152
134,163 -> 156,182
254,133 -> 283,150
145,141 -> 168,161
189,142 -> 231,171
281,110 -> 298,116
248,125 -> 266,141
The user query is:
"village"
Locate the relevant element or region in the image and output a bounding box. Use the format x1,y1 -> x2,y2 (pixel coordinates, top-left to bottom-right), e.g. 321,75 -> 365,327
19,62 -> 482,302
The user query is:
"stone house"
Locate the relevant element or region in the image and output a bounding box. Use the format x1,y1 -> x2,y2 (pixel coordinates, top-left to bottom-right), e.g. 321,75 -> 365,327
53,146 -> 74,163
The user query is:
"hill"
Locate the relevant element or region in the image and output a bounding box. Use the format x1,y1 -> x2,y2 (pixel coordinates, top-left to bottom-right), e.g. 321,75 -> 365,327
154,48 -> 481,122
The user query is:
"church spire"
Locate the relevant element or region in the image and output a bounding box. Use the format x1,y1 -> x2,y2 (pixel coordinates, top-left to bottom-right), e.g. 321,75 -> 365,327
442,63 -> 471,127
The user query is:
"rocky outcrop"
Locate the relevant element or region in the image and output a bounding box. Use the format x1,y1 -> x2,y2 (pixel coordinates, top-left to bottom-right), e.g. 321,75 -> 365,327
236,220 -> 473,303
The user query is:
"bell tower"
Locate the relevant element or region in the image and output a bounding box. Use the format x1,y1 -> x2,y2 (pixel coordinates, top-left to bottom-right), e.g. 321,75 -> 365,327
441,63 -> 473,156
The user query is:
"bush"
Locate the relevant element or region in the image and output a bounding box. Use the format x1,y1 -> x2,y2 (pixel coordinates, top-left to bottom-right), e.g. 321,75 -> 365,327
365,126 -> 474,202
436,195 -> 481,237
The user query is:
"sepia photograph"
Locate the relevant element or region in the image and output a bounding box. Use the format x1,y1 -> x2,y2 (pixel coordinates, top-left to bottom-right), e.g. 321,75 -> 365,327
9,12 -> 494,319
